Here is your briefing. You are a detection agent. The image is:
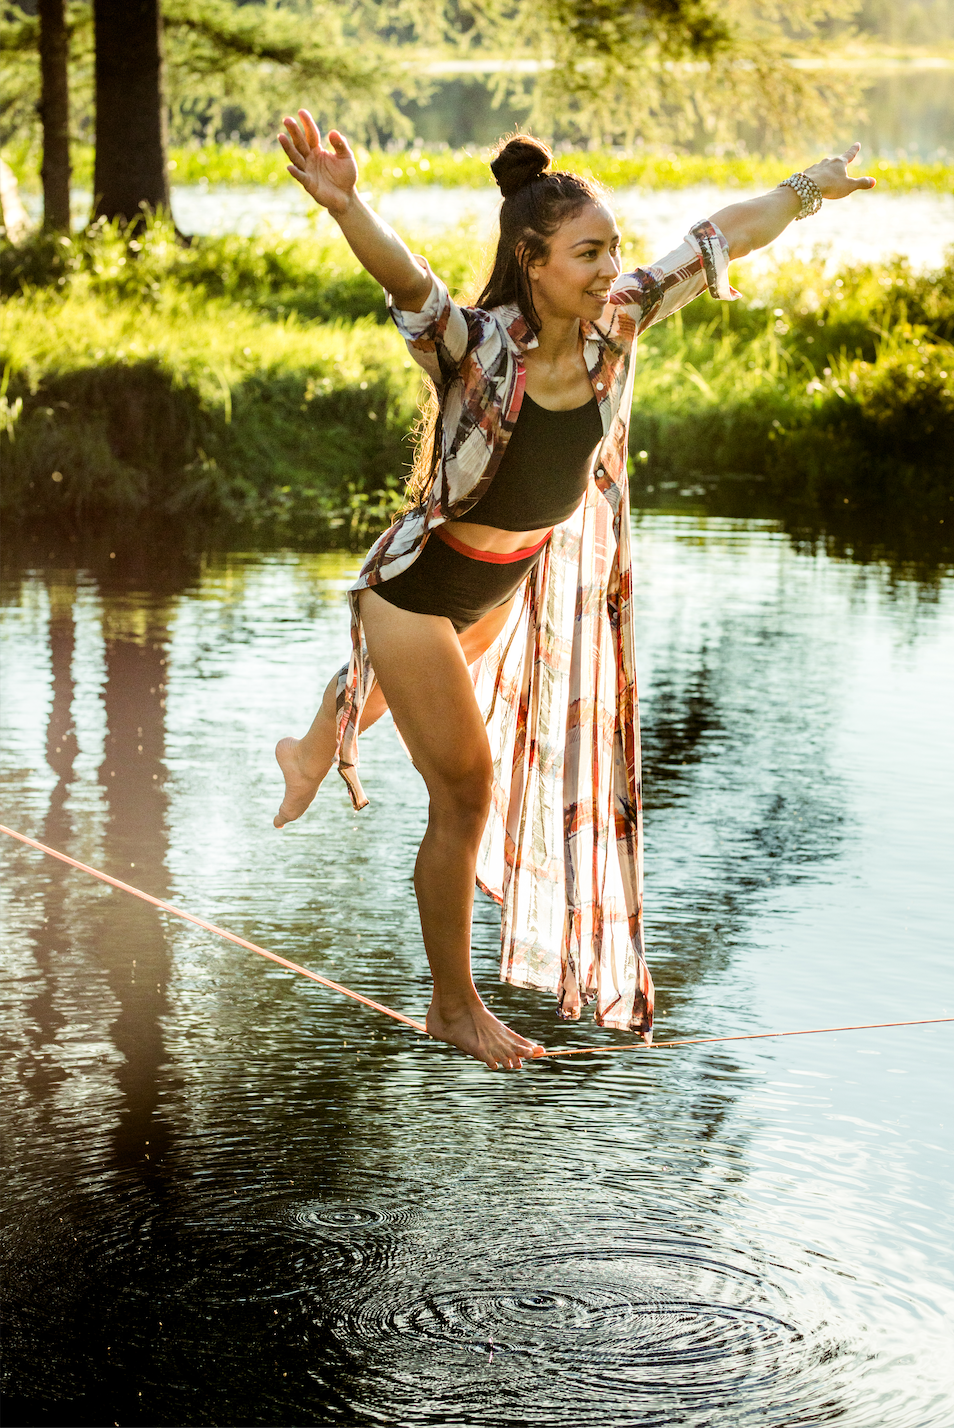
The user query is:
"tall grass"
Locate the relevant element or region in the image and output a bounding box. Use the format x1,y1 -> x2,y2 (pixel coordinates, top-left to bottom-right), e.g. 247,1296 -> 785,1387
7,142 -> 954,195
633,255 -> 954,514
0,223 -> 423,536
1,218 -> 952,539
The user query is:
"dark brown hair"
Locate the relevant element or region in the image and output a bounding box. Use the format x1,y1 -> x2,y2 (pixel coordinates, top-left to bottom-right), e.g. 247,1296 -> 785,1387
477,135 -> 605,335
404,135 -> 604,506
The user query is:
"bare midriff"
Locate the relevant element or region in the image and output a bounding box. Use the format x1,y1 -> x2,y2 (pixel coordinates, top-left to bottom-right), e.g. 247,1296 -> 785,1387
441,519 -> 554,555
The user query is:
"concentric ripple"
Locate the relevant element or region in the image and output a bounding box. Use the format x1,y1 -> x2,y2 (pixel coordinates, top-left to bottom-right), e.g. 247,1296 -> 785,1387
293,1203 -> 387,1230
318,1242 -> 846,1426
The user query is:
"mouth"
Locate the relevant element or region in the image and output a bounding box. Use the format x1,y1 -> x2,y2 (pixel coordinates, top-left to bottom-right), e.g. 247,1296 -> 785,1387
586,290 -> 610,303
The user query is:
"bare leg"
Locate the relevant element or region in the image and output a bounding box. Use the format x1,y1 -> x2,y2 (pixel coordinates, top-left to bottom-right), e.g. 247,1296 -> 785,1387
274,673 -> 388,828
360,588 -> 541,1070
273,596 -> 515,829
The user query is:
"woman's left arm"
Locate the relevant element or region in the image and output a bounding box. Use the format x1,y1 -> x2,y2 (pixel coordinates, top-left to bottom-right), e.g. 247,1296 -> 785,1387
711,143 -> 876,261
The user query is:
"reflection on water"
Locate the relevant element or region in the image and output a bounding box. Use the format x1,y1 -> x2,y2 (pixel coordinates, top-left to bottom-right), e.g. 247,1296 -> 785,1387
1,517 -> 953,1426
148,181 -> 953,275
394,68 -> 954,160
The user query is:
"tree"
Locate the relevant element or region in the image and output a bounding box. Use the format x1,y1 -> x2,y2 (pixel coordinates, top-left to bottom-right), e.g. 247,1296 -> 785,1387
1,0 -> 865,221
93,0 -> 169,223
440,0 -> 863,151
39,0 -> 71,228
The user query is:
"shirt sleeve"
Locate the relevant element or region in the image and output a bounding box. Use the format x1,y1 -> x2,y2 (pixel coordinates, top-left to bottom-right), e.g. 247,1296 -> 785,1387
609,218 -> 739,334
386,258 -> 472,385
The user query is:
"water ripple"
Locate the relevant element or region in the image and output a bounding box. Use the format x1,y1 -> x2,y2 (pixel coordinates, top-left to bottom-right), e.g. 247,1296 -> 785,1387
290,1200 -> 415,1232
313,1241 -> 843,1426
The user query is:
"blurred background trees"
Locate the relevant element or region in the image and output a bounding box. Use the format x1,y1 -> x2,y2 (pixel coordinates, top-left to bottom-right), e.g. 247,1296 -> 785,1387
7,0 -> 950,227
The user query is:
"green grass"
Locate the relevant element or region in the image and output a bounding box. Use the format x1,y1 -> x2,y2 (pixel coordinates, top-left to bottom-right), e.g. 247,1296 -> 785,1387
632,254 -> 954,514
1,218 -> 952,539
0,222 -> 423,536
7,141 -> 953,195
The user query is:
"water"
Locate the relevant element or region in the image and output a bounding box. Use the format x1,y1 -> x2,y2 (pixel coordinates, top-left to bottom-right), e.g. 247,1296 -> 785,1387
35,165 -> 953,273
2,518 -> 953,1426
397,66 -> 954,160
165,181 -> 954,273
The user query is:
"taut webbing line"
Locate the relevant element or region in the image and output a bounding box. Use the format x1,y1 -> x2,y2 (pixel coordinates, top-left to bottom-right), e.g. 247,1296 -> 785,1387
0,824 -> 428,1034
3,824 -> 951,1057
539,1018 -> 954,1056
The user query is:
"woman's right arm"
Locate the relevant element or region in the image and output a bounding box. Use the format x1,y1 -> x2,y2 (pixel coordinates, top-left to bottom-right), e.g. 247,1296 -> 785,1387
279,110 -> 431,312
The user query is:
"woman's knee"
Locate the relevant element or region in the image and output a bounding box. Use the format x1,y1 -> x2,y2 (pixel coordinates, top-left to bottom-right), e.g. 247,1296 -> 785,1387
428,761 -> 493,831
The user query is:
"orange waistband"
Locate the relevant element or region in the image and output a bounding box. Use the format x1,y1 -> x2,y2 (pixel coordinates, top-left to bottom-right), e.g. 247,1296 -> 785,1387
434,524 -> 551,565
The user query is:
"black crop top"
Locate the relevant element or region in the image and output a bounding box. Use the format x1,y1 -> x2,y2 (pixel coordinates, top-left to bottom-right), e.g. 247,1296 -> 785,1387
458,392 -> 603,532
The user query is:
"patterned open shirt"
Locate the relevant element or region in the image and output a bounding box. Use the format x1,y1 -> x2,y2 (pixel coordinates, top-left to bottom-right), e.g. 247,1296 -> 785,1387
333,218 -> 737,1040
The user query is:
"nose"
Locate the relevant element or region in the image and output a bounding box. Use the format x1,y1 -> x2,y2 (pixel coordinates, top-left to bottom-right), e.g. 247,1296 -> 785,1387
600,250 -> 621,279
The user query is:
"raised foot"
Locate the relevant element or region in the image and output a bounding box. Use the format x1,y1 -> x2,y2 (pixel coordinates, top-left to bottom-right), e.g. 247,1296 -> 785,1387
426,998 -> 546,1070
273,736 -> 323,828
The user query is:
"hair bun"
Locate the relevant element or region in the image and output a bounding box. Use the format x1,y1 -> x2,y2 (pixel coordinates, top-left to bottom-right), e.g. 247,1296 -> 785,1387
490,135 -> 552,199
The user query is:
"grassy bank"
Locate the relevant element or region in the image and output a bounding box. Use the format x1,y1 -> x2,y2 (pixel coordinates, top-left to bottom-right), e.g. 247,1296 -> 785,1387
6,142 -> 954,195
1,219 -> 952,541
631,255 -> 954,521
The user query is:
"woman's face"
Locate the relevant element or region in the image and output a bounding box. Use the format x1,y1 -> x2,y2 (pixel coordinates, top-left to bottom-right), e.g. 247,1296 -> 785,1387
527,201 -> 622,324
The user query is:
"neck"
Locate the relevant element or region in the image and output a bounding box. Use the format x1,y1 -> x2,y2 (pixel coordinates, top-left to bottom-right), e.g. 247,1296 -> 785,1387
532,313 -> 582,365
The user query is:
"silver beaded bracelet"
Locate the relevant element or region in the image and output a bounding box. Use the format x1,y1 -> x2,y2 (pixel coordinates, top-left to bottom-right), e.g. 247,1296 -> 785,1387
778,171 -> 823,220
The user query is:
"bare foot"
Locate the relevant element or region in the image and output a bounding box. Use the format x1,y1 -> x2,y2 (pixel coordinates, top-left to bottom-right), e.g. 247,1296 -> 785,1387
273,737 -> 323,828
426,997 -> 545,1070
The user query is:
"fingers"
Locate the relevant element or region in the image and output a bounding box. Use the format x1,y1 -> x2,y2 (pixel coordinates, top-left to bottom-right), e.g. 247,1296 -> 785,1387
278,132 -> 302,165
852,175 -> 876,191
840,140 -> 862,165
298,109 -> 322,149
328,129 -> 351,158
278,134 -> 309,188
282,115 -> 307,152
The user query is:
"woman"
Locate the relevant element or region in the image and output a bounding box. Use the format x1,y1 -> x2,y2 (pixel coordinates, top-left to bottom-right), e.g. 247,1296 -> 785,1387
273,115 -> 874,1071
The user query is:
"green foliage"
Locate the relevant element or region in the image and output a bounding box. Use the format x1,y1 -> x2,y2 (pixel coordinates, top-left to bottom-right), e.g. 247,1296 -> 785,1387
2,219 -> 951,540
0,219 -> 422,538
452,0 -> 868,150
1,0 -> 912,165
0,0 -> 406,171
165,145 -> 954,195
8,141 -> 952,195
630,251 -> 954,512
0,215 -> 481,321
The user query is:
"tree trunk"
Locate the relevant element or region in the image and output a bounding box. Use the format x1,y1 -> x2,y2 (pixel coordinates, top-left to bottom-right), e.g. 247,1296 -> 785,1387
39,0 -> 71,231
93,0 -> 170,225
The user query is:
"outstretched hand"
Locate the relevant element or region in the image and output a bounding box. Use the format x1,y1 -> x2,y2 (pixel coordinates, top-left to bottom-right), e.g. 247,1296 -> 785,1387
804,142 -> 876,201
279,110 -> 358,216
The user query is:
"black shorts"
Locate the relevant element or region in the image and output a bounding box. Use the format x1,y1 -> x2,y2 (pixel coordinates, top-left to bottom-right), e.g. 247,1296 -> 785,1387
372,525 -> 549,633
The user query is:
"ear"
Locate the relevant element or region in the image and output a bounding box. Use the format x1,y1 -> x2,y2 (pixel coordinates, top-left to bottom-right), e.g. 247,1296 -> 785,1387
516,239 -> 542,283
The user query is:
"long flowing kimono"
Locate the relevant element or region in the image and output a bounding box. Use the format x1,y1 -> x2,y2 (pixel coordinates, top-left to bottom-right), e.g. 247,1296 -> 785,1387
333,219 -> 736,1039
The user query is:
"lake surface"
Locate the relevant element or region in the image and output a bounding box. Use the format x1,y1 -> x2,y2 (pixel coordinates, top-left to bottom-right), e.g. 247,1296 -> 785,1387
163,181 -> 954,273
400,65 -> 954,159
2,517 -> 953,1427
39,168 -> 953,274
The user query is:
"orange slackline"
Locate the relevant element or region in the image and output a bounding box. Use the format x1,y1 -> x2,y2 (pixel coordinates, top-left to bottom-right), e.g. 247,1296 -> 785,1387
3,823 -> 952,1058
0,824 -> 427,1035
539,1018 -> 954,1056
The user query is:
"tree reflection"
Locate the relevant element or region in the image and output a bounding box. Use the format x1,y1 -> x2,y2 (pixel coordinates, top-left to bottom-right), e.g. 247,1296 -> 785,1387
24,573 -> 77,1105
86,534 -> 204,1176
96,587 -> 175,1173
